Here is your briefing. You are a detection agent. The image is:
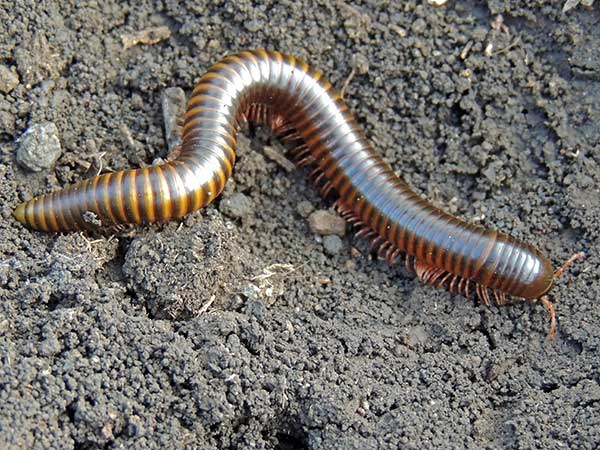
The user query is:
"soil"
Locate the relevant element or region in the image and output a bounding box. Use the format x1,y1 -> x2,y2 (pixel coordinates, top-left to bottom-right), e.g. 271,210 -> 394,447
1,1 -> 599,449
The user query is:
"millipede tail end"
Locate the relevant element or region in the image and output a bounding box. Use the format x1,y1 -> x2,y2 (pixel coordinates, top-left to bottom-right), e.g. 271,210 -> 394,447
13,202 -> 26,226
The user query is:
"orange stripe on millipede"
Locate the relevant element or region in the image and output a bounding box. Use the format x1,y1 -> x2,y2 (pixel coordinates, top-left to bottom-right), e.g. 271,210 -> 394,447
88,175 -> 102,226
141,168 -> 156,223
45,191 -> 60,232
164,163 -> 188,218
61,186 -> 79,230
154,168 -> 172,221
112,171 -> 127,223
99,174 -> 117,224
125,170 -> 141,224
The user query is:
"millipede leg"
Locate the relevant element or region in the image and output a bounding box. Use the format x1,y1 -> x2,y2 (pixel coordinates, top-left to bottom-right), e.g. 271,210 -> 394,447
419,267 -> 435,283
280,131 -> 303,143
297,155 -> 316,167
321,181 -> 335,198
368,236 -> 384,252
413,259 -> 427,279
309,167 -> 323,180
482,288 -> 491,305
274,122 -> 296,136
475,284 -> 490,305
428,269 -> 442,284
493,290 -> 507,305
457,276 -> 467,296
437,272 -> 453,290
449,274 -> 459,294
384,246 -> 397,264
387,248 -> 401,265
377,241 -> 392,259
493,290 -> 501,305
540,295 -> 557,339
287,143 -> 309,157
428,268 -> 446,285
355,227 -> 376,239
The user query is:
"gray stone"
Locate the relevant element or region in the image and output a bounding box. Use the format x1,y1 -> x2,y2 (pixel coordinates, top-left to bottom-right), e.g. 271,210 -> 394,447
16,122 -> 62,172
308,210 -> 346,236
323,235 -> 344,256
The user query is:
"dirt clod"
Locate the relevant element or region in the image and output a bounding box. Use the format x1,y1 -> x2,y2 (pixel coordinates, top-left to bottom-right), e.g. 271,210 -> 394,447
220,192 -> 253,220
0,65 -> 19,93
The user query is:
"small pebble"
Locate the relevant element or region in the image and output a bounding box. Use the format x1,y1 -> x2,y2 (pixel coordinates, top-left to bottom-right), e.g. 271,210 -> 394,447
0,65 -> 19,93
483,160 -> 503,182
411,18 -> 427,34
402,326 -> 429,349
263,145 -> 295,172
126,415 -> 144,438
121,26 -> 171,49
220,192 -> 252,219
100,423 -> 114,440
0,110 -> 16,136
38,333 -> 62,356
296,200 -> 314,218
245,20 -> 262,32
308,210 -> 346,236
323,235 -> 344,256
130,93 -> 144,110
352,54 -> 369,75
16,122 -> 62,172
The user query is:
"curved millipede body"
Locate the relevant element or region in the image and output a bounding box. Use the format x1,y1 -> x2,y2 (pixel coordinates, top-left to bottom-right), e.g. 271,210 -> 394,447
14,49 -> 564,330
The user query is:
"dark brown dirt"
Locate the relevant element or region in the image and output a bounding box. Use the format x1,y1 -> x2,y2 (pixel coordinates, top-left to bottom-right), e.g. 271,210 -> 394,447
1,1 -> 599,449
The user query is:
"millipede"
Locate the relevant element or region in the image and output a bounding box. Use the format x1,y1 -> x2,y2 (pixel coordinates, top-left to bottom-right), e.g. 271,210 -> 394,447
13,49 -> 582,336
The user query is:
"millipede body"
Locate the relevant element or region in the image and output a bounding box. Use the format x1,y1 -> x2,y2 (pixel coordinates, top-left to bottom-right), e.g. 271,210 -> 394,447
14,49 -> 562,328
